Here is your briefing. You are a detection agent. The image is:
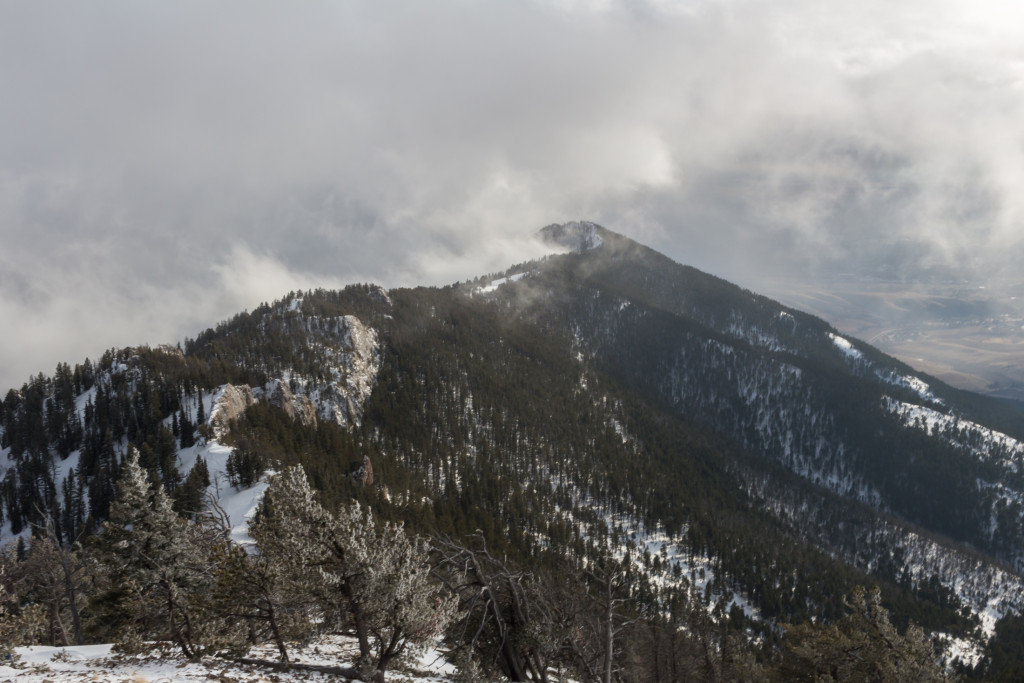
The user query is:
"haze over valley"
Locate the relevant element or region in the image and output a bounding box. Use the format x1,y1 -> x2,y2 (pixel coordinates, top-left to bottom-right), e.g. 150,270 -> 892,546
762,277 -> 1024,401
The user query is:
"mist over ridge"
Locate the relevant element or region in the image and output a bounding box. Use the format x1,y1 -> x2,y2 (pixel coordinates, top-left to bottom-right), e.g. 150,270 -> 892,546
3,0 -> 1023,396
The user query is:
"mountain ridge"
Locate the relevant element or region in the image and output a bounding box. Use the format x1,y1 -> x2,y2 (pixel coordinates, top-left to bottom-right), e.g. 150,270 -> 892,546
2,222 -> 1023,675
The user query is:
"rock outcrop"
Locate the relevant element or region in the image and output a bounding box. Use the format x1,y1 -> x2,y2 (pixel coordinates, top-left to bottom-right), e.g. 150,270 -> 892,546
312,314 -> 381,428
266,379 -> 318,427
210,384 -> 255,435
354,454 -> 374,488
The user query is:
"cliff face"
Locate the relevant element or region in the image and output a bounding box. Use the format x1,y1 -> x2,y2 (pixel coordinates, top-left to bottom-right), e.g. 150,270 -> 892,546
210,384 -> 255,436
266,379 -> 317,427
317,314 -> 381,428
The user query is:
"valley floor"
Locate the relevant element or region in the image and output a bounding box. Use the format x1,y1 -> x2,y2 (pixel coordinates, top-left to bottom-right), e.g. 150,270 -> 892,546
759,276 -> 1024,400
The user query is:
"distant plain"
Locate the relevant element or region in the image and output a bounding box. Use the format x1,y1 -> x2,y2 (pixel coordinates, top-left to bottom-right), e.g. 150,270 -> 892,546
761,278 -> 1024,402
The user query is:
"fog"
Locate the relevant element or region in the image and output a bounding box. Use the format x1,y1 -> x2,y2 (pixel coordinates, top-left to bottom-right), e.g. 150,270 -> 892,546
2,0 -> 1023,390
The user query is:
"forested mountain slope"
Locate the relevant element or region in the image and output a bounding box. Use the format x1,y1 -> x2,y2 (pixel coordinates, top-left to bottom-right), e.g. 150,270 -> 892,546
520,224 -> 1024,570
2,222 -> 1023,678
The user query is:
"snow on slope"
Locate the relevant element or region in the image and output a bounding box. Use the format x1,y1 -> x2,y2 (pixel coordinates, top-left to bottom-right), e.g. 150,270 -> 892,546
537,384 -> 761,625
829,332 -> 864,361
884,397 -> 1024,473
475,270 -> 530,294
878,370 -> 942,404
751,471 -> 1024,667
897,528 -> 1020,635
830,332 -> 942,403
549,486 -> 760,625
176,434 -> 268,546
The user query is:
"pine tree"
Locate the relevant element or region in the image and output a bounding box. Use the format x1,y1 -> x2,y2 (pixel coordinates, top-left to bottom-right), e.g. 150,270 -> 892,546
173,457 -> 210,518
17,535 -> 81,646
86,429 -> 118,521
178,407 -> 195,449
225,439 -> 266,490
252,466 -> 456,682
92,447 -> 222,659
0,546 -> 46,662
211,542 -> 315,663
777,586 -> 950,682
152,425 -> 181,491
0,553 -> 22,663
196,392 -> 206,427
60,468 -> 85,543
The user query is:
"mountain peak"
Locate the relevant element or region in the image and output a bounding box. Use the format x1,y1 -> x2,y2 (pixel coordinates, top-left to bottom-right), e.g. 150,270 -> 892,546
539,221 -> 606,253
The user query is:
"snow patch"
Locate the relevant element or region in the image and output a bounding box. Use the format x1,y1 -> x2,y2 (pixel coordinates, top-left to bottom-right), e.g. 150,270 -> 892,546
830,332 -> 941,403
934,631 -> 984,669
880,371 -> 942,404
884,397 -> 1024,473
177,439 -> 268,546
9,636 -> 456,682
829,332 -> 864,361
475,270 -> 530,295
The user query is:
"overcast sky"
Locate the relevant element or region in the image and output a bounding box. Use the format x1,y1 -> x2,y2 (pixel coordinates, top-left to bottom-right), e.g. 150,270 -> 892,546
2,0 -> 1023,391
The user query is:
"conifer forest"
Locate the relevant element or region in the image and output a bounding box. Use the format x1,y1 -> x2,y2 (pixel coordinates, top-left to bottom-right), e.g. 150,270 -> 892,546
3,224 -> 1024,681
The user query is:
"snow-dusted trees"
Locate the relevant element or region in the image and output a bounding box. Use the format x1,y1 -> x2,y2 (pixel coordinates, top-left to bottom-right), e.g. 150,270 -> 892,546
0,548 -> 45,664
251,465 -> 456,682
777,586 -> 948,682
91,446 -> 231,659
247,464 -> 333,644
13,533 -> 84,647
212,536 -> 317,663
0,554 -> 22,663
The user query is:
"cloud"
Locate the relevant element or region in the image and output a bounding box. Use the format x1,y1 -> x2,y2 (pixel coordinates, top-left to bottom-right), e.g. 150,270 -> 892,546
1,0 -> 1023,389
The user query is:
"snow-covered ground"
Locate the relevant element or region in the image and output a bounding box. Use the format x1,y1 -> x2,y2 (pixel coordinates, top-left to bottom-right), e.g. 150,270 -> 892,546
548,466 -> 761,626
829,332 -> 864,362
884,396 -> 1024,473
178,436 -> 268,546
3,636 -> 456,682
474,270 -> 530,295
829,332 -> 943,404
